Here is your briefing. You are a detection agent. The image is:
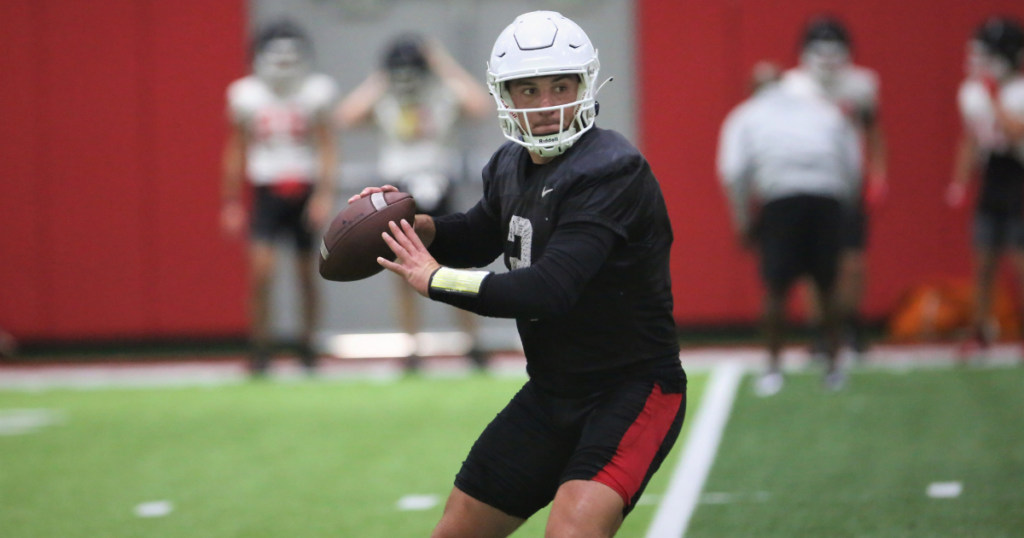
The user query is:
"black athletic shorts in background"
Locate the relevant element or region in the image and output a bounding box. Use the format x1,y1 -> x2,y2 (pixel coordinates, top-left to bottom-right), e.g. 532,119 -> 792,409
842,202 -> 868,250
250,184 -> 315,251
454,372 -> 686,520
974,153 -> 1024,250
756,194 -> 844,296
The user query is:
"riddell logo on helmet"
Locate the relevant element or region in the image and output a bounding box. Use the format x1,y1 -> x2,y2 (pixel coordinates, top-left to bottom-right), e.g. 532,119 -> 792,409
538,136 -> 559,143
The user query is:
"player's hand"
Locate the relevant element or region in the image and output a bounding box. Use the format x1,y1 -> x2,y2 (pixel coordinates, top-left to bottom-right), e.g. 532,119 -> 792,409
946,182 -> 968,209
220,200 -> 246,239
306,191 -> 333,230
347,185 -> 399,204
379,219 -> 441,297
981,75 -> 1000,101
865,174 -> 888,210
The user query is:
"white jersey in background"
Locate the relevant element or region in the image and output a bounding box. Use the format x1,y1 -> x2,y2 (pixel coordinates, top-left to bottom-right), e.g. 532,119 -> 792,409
959,74 -> 1024,161
718,80 -> 861,229
784,65 -> 879,130
373,80 -> 461,201
227,73 -> 338,186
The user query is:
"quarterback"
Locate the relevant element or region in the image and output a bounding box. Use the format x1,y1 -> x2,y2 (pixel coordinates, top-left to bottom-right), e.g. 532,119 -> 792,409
351,11 -> 685,538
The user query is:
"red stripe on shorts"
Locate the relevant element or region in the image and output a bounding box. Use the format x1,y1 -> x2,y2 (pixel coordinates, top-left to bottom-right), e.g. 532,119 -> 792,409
592,384 -> 683,506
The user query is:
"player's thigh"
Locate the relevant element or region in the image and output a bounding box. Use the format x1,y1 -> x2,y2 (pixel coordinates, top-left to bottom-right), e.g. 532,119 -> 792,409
809,198 -> 844,297
757,198 -> 805,295
841,202 -> 868,253
562,377 -> 686,514
546,480 -> 624,538
431,486 -> 524,538
249,241 -> 276,285
285,190 -> 316,252
455,382 -> 577,520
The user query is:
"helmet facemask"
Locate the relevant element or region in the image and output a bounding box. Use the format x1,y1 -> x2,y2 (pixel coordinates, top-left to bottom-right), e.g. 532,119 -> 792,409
487,59 -> 600,158
254,37 -> 310,92
801,40 -> 850,86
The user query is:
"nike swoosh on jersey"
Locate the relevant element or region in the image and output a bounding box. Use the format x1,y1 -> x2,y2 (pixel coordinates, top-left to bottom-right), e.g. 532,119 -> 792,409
542,187 -> 554,197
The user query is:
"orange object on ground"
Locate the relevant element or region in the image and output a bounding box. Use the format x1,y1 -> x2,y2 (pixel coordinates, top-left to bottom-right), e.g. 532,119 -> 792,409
888,278 -> 1020,342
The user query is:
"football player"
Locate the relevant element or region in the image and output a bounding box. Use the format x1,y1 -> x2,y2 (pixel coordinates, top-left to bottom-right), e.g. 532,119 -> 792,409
335,35 -> 491,372
221,20 -> 338,375
947,17 -> 1024,357
719,62 -> 862,395
349,12 -> 685,537
782,16 -> 887,360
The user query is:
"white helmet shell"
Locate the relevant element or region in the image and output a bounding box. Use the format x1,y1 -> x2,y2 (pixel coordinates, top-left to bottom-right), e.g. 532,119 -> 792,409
487,11 -> 601,157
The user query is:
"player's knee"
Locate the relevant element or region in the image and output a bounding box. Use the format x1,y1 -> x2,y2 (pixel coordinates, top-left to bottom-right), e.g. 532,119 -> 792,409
544,514 -> 618,538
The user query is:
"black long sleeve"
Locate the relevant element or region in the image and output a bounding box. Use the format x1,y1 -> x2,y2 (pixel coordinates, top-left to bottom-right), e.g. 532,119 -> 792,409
429,221 -> 619,319
428,200 -> 504,268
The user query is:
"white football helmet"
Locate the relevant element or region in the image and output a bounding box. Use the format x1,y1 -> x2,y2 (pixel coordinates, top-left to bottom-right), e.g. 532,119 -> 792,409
487,11 -> 603,157
253,21 -> 312,92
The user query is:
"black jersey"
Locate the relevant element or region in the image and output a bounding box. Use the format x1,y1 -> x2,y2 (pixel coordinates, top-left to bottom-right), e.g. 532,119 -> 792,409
428,128 -> 680,394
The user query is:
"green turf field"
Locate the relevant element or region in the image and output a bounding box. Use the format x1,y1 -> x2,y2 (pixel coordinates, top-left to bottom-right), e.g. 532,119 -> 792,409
0,372 -> 707,538
687,366 -> 1024,538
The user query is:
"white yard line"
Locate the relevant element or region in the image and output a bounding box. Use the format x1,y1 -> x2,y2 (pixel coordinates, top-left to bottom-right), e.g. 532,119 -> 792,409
645,361 -> 745,538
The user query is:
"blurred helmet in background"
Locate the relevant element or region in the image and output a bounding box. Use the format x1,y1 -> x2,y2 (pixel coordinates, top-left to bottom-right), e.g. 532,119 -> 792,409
383,33 -> 430,96
486,11 -> 602,158
252,19 -> 312,90
973,17 -> 1024,80
800,16 -> 851,85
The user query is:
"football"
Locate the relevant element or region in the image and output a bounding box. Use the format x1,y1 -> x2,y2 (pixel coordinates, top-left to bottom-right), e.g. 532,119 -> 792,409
319,191 -> 417,282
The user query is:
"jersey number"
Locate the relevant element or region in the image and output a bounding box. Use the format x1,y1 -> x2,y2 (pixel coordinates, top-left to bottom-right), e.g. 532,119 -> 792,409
507,216 -> 533,269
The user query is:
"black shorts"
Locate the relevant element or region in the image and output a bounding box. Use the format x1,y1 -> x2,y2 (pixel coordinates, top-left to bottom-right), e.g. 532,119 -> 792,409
454,375 -> 687,520
842,202 -> 867,250
250,184 -> 315,251
973,211 -> 1024,250
756,195 -> 844,296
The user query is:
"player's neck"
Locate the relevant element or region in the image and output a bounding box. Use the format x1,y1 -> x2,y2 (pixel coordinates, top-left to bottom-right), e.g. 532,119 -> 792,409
529,152 -> 554,166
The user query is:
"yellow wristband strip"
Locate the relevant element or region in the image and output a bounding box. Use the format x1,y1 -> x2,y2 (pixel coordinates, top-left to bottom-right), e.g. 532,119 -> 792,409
430,267 -> 490,296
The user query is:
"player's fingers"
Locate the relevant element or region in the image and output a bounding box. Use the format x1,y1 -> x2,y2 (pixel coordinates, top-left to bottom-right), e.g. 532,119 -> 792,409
388,220 -> 419,253
400,219 -> 426,250
377,257 -> 407,276
349,187 -> 381,204
381,231 -> 411,261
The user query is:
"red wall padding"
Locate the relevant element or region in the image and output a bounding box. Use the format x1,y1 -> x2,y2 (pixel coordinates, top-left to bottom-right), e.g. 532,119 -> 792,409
7,2 -> 1024,340
638,0 -> 1024,325
0,0 -> 247,340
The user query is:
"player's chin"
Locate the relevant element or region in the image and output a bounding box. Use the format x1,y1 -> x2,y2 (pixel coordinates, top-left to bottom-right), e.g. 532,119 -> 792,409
531,125 -> 561,136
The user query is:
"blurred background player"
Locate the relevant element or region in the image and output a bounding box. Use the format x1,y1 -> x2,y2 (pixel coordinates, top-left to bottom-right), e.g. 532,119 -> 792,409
335,34 -> 491,372
783,16 -> 887,360
719,69 -> 862,395
947,17 -> 1024,358
221,20 -> 338,376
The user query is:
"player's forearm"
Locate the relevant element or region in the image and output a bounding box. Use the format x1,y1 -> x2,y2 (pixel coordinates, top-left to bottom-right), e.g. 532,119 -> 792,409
993,104 -> 1024,143
221,130 -> 245,202
315,125 -> 337,197
428,203 -> 503,268
722,178 -> 751,234
429,223 -> 617,319
952,132 -> 977,185
335,72 -> 386,129
866,124 -> 888,178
